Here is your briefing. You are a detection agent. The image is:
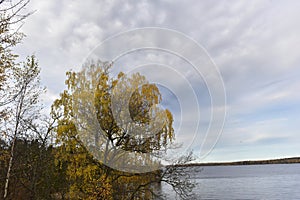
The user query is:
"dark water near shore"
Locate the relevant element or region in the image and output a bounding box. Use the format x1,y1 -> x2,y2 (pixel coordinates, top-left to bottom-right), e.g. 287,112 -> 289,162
162,163 -> 300,199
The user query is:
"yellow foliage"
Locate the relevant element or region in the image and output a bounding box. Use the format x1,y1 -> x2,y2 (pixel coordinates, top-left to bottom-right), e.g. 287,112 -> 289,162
51,61 -> 174,199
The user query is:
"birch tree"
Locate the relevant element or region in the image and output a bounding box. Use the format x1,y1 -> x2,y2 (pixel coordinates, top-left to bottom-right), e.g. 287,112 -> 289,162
3,56 -> 44,199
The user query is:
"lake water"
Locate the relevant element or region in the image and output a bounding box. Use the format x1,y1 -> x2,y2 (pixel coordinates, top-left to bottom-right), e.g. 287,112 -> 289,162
162,164 -> 300,199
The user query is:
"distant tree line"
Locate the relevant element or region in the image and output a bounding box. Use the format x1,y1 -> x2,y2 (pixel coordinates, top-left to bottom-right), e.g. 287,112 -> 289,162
181,157 -> 300,167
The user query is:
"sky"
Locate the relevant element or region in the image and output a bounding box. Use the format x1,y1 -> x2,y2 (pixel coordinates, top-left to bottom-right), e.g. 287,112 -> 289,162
14,0 -> 300,162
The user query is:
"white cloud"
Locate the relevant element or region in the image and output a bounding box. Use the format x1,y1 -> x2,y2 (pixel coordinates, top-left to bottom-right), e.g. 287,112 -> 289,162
14,0 -> 300,161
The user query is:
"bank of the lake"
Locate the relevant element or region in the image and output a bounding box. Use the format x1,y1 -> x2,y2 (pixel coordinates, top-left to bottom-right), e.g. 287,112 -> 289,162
162,163 -> 300,199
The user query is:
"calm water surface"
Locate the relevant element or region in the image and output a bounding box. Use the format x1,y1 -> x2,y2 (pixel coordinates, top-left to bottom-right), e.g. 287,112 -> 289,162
162,164 -> 300,200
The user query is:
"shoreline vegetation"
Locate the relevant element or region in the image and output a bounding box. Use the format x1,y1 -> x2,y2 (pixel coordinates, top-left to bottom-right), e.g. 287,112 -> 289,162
174,157 -> 300,167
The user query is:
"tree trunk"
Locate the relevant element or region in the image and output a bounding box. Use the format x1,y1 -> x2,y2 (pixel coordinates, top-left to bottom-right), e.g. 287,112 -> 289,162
3,131 -> 17,199
3,84 -> 25,199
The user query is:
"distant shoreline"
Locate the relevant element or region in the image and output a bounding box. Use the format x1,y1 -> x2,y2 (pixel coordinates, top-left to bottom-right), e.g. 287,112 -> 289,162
176,157 -> 300,167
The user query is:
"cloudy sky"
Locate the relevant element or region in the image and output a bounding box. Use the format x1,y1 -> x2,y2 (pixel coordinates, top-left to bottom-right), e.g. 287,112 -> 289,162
15,0 -> 300,162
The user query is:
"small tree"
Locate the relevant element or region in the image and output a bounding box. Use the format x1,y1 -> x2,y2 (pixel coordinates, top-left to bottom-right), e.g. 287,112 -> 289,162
3,56 -> 45,199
